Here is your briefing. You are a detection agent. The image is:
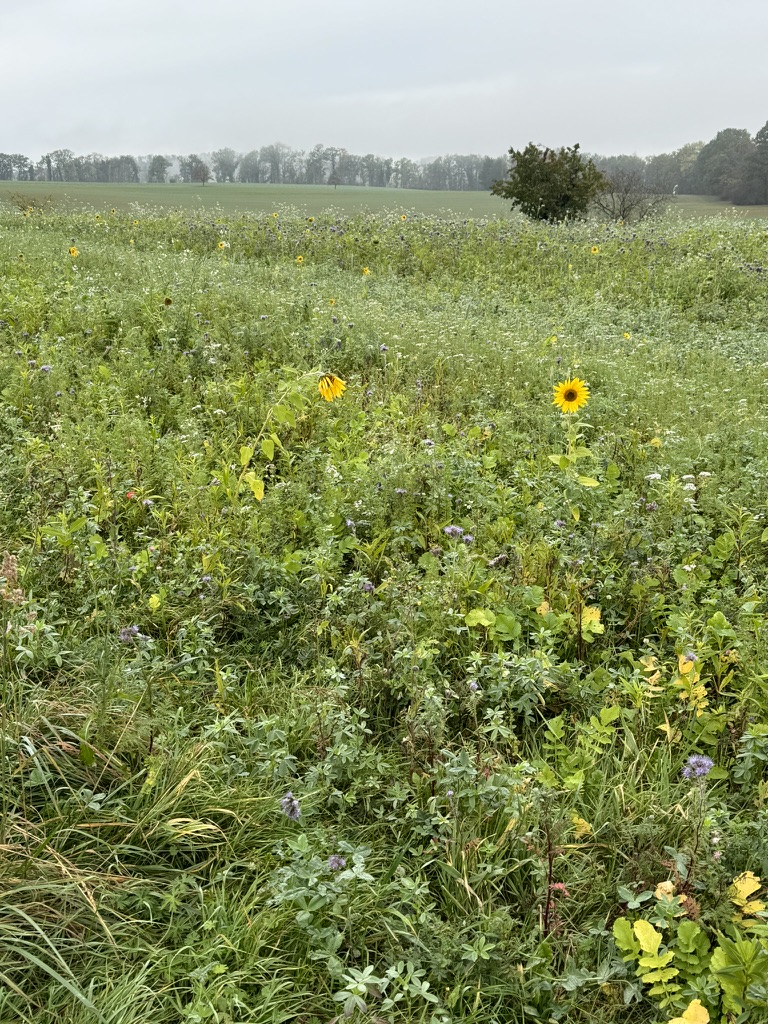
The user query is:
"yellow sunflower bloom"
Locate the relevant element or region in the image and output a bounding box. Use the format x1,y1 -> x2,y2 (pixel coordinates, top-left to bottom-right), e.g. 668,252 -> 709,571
296,255 -> 304,264
69,246 -> 79,258
217,240 -> 228,250
553,377 -> 589,414
318,374 -> 346,402
362,267 -> 370,275
401,214 -> 407,221
591,245 -> 599,254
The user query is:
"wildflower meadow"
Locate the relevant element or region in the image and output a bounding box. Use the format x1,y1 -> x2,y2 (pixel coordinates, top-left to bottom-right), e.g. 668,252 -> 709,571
2,197 -> 768,1023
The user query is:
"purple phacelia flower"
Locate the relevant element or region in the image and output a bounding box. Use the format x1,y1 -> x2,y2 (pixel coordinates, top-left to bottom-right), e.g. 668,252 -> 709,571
327,854 -> 347,871
682,755 -> 714,780
119,625 -> 141,644
280,791 -> 301,821
443,525 -> 464,539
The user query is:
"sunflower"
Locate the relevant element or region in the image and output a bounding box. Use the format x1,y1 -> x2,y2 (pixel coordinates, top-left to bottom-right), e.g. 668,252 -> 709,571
362,267 -> 370,276
552,377 -> 589,414
217,240 -> 229,250
296,255 -> 304,264
590,245 -> 600,255
401,214 -> 407,221
318,374 -> 346,402
69,246 -> 79,258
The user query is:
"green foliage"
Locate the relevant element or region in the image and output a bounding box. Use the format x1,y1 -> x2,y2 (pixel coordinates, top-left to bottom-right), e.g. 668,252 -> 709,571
491,142 -> 606,222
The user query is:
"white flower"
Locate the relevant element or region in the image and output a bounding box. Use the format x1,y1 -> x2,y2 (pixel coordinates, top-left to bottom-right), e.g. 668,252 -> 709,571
682,474 -> 695,481
683,483 -> 697,491
645,473 -> 661,481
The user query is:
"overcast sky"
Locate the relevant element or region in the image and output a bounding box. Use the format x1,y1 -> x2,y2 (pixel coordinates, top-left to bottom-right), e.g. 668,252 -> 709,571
4,0 -> 767,161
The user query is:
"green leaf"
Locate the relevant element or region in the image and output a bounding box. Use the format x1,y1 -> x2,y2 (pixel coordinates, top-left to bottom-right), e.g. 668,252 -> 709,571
577,475 -> 600,488
239,445 -> 254,468
244,472 -> 264,501
261,437 -> 275,461
465,609 -> 496,628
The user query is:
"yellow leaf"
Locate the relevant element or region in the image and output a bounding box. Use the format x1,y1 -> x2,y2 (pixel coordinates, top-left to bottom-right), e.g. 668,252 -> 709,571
571,814 -> 592,839
148,594 -> 161,612
669,998 -> 710,1024
649,437 -> 662,448
633,919 -> 662,955
729,871 -> 762,906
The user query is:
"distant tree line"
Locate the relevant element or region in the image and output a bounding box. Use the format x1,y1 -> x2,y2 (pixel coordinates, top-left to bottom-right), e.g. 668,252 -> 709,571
586,117 -> 768,205
2,121 -> 768,201
0,145 -> 508,191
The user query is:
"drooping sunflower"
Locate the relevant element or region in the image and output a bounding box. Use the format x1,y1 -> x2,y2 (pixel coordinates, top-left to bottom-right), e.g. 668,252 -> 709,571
68,246 -> 79,258
552,377 -> 589,414
318,374 -> 346,402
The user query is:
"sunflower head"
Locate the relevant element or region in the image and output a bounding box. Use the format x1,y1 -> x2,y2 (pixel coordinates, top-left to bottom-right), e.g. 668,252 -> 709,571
318,374 -> 346,402
217,240 -> 228,250
591,245 -> 600,255
362,267 -> 370,276
296,255 -> 304,264
68,246 -> 79,258
401,214 -> 407,221
553,377 -> 589,414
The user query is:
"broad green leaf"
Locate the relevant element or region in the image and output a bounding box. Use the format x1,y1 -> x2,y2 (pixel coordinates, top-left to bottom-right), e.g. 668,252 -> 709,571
239,445 -> 254,468
465,608 -> 496,628
577,475 -> 600,488
261,437 -> 275,461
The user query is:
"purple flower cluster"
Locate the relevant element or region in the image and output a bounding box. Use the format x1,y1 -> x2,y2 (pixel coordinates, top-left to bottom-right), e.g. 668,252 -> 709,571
682,754 -> 714,780
119,625 -> 141,644
280,791 -> 301,821
327,854 -> 347,871
443,525 -> 464,539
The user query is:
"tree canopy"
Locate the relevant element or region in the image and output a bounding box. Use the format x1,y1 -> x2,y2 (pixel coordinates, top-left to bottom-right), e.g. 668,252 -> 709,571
491,143 -> 606,222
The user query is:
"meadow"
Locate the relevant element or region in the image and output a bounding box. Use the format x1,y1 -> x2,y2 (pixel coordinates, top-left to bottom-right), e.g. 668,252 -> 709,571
2,194 -> 768,1024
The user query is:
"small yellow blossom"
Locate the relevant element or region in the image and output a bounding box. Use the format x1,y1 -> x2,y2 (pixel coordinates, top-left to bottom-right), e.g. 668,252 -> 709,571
69,246 -> 79,258
655,880 -> 677,901
329,298 -> 335,306
591,245 -> 599,254
148,594 -> 162,612
296,255 -> 304,264
318,374 -> 346,402
401,214 -> 407,221
571,814 -> 592,839
217,240 -> 229,250
133,219 -> 139,225
362,267 -> 370,275
307,216 -> 315,223
623,332 -> 631,339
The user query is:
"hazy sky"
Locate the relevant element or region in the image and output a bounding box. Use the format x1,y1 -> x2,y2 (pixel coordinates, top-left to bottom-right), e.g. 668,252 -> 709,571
4,0 -> 767,160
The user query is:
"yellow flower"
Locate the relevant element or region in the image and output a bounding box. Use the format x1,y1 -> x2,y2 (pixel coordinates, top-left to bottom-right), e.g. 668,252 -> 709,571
591,245 -> 599,254
655,880 -> 677,900
111,207 -> 116,214
307,216 -> 315,223
623,332 -> 631,339
148,593 -> 162,612
272,212 -> 279,219
68,246 -> 79,258
133,219 -> 139,226
296,255 -> 304,264
552,377 -> 589,414
329,298 -> 335,306
401,214 -> 407,221
95,214 -> 101,221
217,240 -> 229,250
571,814 -> 592,839
362,267 -> 370,275
318,374 -> 346,402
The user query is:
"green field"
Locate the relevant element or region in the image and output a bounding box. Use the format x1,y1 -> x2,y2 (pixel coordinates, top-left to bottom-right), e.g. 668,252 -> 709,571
3,179 -> 768,219
0,180 -> 507,218
2,203 -> 768,1023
